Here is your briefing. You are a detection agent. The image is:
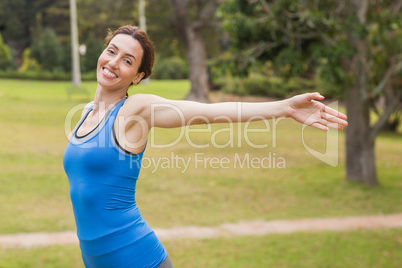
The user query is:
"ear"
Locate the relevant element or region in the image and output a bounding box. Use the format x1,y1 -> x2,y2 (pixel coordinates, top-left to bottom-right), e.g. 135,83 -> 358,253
132,72 -> 145,85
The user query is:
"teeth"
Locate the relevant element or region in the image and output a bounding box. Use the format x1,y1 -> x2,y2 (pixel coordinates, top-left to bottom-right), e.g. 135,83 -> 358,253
103,68 -> 117,78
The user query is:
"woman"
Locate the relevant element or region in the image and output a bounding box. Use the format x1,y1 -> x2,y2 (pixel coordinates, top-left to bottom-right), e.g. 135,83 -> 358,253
63,25 -> 348,268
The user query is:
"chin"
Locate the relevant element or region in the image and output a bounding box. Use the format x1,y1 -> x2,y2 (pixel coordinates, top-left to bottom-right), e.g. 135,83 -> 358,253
96,70 -> 111,86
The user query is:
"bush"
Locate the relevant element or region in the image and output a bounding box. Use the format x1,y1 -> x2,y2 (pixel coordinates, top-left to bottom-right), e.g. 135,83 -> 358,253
244,76 -> 284,97
0,70 -> 97,81
62,40 -> 72,72
223,74 -> 315,98
18,48 -> 41,72
0,34 -> 12,70
81,71 -> 97,81
0,70 -> 69,80
223,76 -> 248,96
153,57 -> 188,80
30,27 -> 64,72
41,28 -> 64,71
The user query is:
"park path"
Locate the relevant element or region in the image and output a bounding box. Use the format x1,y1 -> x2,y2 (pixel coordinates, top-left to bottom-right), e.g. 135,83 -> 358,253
1,213 -> 402,249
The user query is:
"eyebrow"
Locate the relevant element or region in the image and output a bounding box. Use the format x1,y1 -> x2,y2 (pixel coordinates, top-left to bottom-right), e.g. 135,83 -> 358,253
110,43 -> 137,61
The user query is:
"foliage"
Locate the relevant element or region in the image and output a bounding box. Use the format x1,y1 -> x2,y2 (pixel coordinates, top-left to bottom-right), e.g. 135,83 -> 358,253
62,38 -> 72,72
83,31 -> 103,72
18,48 -> 41,72
0,0 -> 190,73
0,0 -> 51,47
223,74 -> 314,98
146,0 -> 186,59
30,27 -> 65,71
153,57 -> 188,80
217,0 -> 402,98
0,34 -> 12,70
29,37 -> 41,64
313,68 -> 345,100
76,0 -> 138,42
0,70 -> 96,81
41,27 -> 64,71
217,0 -> 330,78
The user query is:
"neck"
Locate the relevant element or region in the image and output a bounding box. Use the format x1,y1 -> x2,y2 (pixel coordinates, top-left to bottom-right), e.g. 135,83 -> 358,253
93,84 -> 127,113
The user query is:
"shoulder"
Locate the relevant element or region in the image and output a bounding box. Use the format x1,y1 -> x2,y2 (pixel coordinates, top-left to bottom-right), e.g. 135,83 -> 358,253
126,93 -> 164,104
123,93 -> 166,112
80,101 -> 94,118
120,93 -> 171,122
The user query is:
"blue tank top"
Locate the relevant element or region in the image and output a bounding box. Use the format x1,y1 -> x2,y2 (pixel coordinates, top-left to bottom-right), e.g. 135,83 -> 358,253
63,98 -> 167,268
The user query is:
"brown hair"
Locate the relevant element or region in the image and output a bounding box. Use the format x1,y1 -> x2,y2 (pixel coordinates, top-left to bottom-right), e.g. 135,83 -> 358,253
104,25 -> 155,83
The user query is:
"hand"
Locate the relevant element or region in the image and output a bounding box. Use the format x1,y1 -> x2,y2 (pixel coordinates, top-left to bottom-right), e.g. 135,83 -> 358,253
287,92 -> 348,131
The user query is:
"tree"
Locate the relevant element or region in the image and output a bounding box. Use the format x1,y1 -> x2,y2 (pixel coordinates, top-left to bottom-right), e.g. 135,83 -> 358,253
0,0 -> 62,54
2,0 -> 197,75
218,0 -> 402,185
76,0 -> 139,41
169,0 -> 220,102
146,0 -> 184,59
342,0 -> 402,185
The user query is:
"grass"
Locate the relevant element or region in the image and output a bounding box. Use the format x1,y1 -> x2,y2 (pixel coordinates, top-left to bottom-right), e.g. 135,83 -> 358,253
0,78 -> 401,266
0,228 -> 401,267
0,78 -> 401,233
0,79 -> 189,233
165,228 -> 402,268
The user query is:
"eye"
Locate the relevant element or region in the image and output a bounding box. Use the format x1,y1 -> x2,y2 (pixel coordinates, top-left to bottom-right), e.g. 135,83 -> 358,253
107,49 -> 115,55
123,58 -> 132,65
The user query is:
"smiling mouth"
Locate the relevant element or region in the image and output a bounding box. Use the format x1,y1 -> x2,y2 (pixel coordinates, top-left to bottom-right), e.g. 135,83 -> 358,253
102,67 -> 118,78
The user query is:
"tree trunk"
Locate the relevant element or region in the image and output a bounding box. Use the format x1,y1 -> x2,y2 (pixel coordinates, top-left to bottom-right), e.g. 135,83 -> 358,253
345,87 -> 378,186
169,0 -> 211,103
345,1 -> 379,185
185,26 -> 210,102
69,0 -> 81,86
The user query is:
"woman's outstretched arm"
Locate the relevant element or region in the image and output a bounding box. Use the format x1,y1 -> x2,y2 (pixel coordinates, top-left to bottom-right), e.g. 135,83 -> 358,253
127,92 -> 347,131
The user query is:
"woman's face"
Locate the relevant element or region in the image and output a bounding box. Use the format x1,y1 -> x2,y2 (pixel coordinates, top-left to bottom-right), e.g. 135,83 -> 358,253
97,34 -> 144,90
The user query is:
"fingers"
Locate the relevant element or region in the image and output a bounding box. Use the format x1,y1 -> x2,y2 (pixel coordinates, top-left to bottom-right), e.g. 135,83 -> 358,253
311,120 -> 344,131
307,92 -> 347,121
327,122 -> 345,130
318,113 -> 347,130
310,118 -> 343,131
301,92 -> 348,131
310,122 -> 329,131
323,105 -> 348,120
321,111 -> 348,127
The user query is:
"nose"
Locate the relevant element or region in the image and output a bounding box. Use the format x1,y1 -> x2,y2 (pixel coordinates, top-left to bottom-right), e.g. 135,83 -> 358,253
109,57 -> 119,69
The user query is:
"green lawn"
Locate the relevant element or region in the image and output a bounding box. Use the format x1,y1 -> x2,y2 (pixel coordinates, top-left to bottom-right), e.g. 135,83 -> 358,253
1,228 -> 401,268
0,78 -> 401,232
165,228 -> 402,268
0,78 -> 401,267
